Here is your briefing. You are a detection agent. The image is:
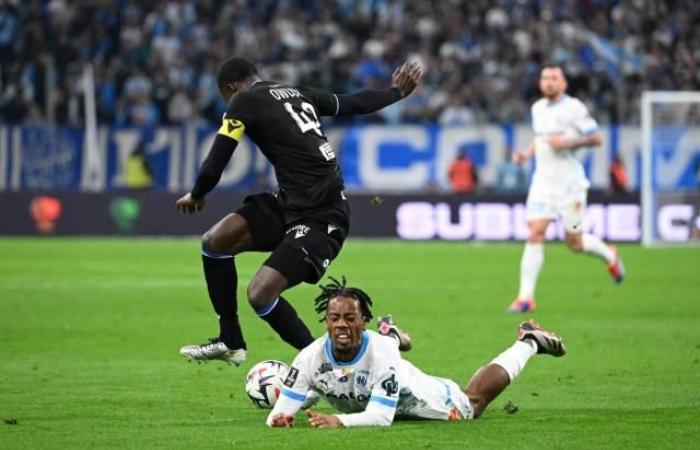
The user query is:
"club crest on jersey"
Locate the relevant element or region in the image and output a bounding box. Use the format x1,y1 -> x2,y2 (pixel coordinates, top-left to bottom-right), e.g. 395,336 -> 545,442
356,370 -> 369,386
287,224 -> 310,239
283,367 -> 299,388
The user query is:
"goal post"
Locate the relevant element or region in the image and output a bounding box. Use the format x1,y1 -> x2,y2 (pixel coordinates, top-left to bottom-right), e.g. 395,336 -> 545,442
641,91 -> 700,247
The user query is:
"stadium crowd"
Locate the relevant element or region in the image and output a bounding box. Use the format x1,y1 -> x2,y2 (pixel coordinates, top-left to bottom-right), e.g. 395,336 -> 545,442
0,0 -> 698,126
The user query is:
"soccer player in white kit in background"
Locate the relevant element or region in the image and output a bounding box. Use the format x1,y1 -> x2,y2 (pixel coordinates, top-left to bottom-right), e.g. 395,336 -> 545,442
508,64 -> 625,314
267,277 -> 566,428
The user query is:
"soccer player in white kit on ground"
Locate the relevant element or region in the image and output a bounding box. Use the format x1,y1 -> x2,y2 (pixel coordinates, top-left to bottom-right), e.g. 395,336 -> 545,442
508,64 -> 625,314
267,277 -> 566,428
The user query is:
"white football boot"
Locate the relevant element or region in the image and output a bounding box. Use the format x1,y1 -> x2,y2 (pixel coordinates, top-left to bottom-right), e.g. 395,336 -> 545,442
179,338 -> 246,366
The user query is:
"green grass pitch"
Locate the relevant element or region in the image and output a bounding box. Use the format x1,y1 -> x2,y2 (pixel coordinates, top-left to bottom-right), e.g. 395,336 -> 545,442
1,238 -> 699,449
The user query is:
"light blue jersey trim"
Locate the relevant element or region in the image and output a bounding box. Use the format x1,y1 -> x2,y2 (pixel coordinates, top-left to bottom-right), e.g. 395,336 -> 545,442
281,388 -> 306,402
581,125 -> 599,135
370,396 -> 397,407
324,331 -> 369,366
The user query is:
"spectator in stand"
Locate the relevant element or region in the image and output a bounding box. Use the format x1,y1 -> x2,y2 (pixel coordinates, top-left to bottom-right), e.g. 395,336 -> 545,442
609,154 -> 628,194
448,150 -> 478,193
495,146 -> 528,193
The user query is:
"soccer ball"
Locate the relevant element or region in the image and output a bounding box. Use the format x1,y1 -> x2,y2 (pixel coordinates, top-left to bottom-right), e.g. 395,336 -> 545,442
244,360 -> 288,409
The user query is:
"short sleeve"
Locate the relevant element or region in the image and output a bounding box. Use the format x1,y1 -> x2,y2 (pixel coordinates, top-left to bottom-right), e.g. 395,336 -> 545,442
278,350 -> 311,402
571,99 -> 598,135
299,86 -> 339,117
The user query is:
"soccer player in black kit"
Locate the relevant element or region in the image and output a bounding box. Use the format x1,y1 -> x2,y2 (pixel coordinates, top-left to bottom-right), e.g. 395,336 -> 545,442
176,57 -> 422,365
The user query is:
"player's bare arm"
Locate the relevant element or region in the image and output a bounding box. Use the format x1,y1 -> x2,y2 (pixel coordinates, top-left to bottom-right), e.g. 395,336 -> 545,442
513,142 -> 535,164
547,132 -> 602,151
306,409 -> 344,428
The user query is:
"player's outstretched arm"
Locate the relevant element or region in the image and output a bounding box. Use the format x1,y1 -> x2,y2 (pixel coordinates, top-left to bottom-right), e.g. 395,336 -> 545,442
335,61 -> 422,116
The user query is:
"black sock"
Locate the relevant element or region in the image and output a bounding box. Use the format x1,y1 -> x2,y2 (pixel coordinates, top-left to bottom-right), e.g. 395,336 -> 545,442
256,297 -> 313,350
202,254 -> 246,350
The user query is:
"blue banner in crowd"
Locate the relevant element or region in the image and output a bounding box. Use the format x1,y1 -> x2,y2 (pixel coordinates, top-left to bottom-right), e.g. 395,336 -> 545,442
0,124 -> 698,192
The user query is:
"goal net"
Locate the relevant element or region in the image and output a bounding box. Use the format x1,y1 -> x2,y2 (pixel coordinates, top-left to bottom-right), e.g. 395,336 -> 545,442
641,91 -> 700,246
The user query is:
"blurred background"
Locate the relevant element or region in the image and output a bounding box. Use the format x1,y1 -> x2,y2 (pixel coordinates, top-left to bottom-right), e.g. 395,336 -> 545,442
1,0 -> 699,243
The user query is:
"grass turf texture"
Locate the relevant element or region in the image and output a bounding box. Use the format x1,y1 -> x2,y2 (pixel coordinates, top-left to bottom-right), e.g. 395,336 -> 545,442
1,238 -> 699,449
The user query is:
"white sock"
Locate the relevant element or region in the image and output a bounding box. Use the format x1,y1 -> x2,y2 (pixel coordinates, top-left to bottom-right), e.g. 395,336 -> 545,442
517,242 -> 544,299
490,340 -> 537,382
581,233 -> 614,263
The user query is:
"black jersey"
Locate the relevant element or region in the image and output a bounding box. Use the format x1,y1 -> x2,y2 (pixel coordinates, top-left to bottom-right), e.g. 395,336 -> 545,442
224,81 -> 343,215
191,79 -> 403,226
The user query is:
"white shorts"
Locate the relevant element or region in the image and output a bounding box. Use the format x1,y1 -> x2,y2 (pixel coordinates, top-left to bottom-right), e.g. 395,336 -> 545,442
446,380 -> 475,421
525,184 -> 587,233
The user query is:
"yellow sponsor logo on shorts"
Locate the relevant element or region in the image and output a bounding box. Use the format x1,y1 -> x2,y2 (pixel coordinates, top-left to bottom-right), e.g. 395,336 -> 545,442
217,118 -> 245,141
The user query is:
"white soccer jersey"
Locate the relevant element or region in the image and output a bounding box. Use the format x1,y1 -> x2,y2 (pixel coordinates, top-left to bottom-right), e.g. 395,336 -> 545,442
266,330 -> 472,427
530,94 -> 599,192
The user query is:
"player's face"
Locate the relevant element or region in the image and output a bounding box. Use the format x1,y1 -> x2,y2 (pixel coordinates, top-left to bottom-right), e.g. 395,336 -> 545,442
539,67 -> 567,99
326,296 -> 366,355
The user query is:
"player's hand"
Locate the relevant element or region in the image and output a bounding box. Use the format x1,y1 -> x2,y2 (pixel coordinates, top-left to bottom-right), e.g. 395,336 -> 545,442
306,409 -> 343,428
175,193 -> 206,215
546,134 -> 569,151
392,61 -> 422,98
270,413 -> 295,428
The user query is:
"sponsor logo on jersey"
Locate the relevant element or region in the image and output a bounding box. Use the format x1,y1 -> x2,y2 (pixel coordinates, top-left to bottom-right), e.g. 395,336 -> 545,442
319,142 -> 336,161
325,392 -> 370,403
380,373 -> 398,396
316,362 -> 333,375
283,366 -> 299,388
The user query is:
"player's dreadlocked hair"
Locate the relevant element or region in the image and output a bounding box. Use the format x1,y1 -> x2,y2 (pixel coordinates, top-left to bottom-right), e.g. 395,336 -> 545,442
314,276 -> 373,323
217,56 -> 259,88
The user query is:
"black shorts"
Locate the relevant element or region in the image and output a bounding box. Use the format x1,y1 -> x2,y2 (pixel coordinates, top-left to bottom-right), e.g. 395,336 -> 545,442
235,193 -> 348,286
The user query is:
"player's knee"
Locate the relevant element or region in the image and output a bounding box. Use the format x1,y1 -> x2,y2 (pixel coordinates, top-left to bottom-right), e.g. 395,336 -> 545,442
247,279 -> 273,310
201,229 -> 221,253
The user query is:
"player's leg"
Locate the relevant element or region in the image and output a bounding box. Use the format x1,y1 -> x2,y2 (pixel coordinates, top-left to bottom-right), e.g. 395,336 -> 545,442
201,213 -> 252,347
247,264 -> 314,350
180,212 -> 252,364
180,194 -> 283,364
509,218 -> 550,313
560,192 -> 624,283
249,221 -> 346,350
510,186 -> 556,313
463,320 -> 566,418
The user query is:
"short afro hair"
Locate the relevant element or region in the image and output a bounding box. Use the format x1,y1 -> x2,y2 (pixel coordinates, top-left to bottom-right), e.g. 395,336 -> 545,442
314,276 -> 374,323
216,57 -> 259,88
